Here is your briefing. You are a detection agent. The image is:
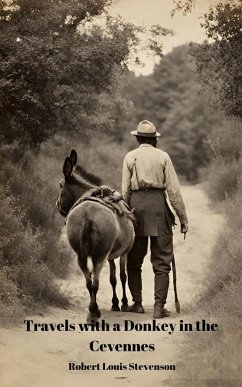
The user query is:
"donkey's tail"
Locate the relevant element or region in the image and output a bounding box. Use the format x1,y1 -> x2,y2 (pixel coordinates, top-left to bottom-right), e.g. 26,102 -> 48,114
77,206 -> 111,268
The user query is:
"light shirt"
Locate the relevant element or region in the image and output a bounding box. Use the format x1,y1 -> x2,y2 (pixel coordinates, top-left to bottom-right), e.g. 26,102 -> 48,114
122,144 -> 188,223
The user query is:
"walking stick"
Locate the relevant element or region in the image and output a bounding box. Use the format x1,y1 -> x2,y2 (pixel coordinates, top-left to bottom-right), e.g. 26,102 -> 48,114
172,255 -> 180,313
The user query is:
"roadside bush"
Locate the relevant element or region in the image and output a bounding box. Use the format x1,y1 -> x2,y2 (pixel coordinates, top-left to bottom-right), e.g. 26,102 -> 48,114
200,188 -> 242,308
1,145 -> 71,277
181,166 -> 242,384
39,131 -> 128,190
180,186 -> 242,384
206,160 -> 240,201
0,269 -> 25,325
75,135 -> 127,191
0,162 -> 69,325
181,319 -> 241,384
180,118 -> 242,384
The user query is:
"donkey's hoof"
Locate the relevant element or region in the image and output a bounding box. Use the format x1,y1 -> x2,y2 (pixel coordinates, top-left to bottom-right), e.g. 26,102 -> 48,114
87,313 -> 99,325
111,305 -> 120,312
96,309 -> 101,318
121,304 -> 129,312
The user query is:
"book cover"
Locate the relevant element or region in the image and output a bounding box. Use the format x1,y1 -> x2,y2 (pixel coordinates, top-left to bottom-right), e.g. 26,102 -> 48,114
0,1 -> 241,386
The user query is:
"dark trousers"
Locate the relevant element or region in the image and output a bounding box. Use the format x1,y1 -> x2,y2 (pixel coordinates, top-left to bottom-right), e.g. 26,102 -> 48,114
127,234 -> 173,306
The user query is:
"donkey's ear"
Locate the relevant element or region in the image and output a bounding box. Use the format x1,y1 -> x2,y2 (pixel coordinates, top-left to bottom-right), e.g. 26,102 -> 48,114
63,157 -> 73,178
70,149 -> 77,166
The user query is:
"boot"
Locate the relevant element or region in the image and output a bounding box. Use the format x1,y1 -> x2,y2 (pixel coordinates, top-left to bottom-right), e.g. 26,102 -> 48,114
128,301 -> 145,313
153,305 -> 170,319
154,273 -> 169,307
153,274 -> 170,318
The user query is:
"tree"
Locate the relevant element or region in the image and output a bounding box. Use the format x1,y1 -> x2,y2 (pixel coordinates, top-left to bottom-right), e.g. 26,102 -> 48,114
0,0 -> 171,150
0,0 -> 140,149
173,0 -> 242,118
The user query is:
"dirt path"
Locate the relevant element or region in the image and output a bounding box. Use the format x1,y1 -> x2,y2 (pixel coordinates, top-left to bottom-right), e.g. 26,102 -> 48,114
0,184 -> 224,387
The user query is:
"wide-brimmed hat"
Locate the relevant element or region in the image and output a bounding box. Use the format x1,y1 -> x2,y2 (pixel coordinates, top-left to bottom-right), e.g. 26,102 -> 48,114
130,120 -> 161,137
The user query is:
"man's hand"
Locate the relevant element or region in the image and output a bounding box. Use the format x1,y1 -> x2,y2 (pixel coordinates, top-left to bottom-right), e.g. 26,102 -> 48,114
180,223 -> 188,239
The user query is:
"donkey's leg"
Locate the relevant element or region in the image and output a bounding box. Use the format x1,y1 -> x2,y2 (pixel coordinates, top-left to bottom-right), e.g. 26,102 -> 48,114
87,260 -> 104,324
77,255 -> 94,323
109,260 -> 120,311
120,254 -> 129,312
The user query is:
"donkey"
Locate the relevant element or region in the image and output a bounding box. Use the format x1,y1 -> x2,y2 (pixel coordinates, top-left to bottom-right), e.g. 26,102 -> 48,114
56,150 -> 134,324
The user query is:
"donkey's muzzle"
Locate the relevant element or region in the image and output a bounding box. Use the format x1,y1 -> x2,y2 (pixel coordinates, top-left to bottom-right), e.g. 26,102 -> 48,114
56,199 -> 68,217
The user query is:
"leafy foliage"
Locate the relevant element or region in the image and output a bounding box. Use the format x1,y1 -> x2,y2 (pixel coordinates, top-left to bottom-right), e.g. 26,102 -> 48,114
0,0 -> 138,148
0,177 -> 70,324
120,45 -> 221,180
171,0 -> 195,16
174,0 -> 242,118
0,0 -> 171,150
201,1 -> 241,41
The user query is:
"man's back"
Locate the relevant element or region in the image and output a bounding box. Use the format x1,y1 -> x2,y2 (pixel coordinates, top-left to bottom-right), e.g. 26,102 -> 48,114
124,144 -> 169,190
122,143 -> 187,223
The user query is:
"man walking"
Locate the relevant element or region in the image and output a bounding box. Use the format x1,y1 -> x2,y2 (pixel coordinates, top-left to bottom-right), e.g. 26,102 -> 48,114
122,120 -> 188,318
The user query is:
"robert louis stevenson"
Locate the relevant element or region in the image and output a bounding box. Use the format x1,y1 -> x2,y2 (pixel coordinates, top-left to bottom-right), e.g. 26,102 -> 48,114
69,362 -> 175,371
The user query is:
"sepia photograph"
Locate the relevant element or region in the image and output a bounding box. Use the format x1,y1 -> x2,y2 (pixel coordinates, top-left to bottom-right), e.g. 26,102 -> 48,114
0,0 -> 241,386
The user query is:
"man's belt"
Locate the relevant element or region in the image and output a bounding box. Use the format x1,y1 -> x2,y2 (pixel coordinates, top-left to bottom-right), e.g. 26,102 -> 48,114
132,187 -> 166,192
